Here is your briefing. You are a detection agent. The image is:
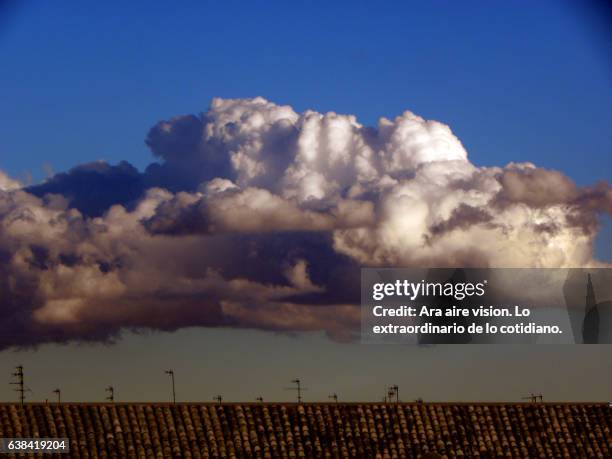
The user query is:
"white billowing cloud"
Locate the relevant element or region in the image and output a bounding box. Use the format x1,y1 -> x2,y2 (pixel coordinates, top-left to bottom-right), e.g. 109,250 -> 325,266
332,161 -> 599,268
205,97 -> 300,188
0,171 -> 21,191
145,97 -> 609,268
377,111 -> 468,171
0,96 -> 610,348
199,99 -> 468,207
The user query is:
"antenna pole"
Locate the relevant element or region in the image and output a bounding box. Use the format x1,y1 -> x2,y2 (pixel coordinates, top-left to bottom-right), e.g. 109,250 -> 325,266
294,379 -> 302,403
53,388 -> 61,403
284,378 -> 308,403
165,370 -> 176,403
10,366 -> 25,405
386,385 -> 400,403
522,393 -> 543,403
106,386 -> 115,402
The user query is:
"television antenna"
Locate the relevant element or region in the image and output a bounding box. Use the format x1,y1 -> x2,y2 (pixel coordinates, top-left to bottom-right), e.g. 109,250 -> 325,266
388,385 -> 399,403
522,393 -> 543,403
106,386 -> 115,402
164,370 -> 176,403
10,365 -> 31,405
53,388 -> 61,403
328,393 -> 338,403
284,379 -> 307,403
213,395 -> 223,404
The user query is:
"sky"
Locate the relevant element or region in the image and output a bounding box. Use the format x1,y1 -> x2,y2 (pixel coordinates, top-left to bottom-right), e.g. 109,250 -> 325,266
0,1 -> 611,402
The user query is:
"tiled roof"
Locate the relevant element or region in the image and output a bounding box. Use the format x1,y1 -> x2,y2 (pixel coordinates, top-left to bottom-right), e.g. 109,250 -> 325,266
0,403 -> 609,458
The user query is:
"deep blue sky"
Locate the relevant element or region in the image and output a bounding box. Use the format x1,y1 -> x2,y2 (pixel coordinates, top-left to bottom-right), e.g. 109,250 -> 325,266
1,1 -> 611,186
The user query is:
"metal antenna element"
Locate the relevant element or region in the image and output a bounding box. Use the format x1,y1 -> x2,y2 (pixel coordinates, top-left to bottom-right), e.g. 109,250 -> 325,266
284,379 -> 308,403
106,386 -> 115,402
53,388 -> 61,403
522,393 -> 544,403
388,385 -> 399,403
10,366 -> 25,405
165,370 -> 176,403
213,395 -> 223,404
256,397 -> 264,403
328,393 -> 338,403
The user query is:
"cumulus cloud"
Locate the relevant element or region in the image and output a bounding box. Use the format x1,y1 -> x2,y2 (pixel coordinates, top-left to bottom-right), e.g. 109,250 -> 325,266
0,170 -> 21,191
0,97 -> 611,348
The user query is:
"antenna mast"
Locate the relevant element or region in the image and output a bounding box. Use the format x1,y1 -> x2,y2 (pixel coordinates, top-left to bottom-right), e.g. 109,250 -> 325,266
522,393 -> 544,403
106,386 -> 115,402
164,370 -> 176,403
10,365 -> 25,405
284,379 -> 307,403
388,385 -> 399,403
